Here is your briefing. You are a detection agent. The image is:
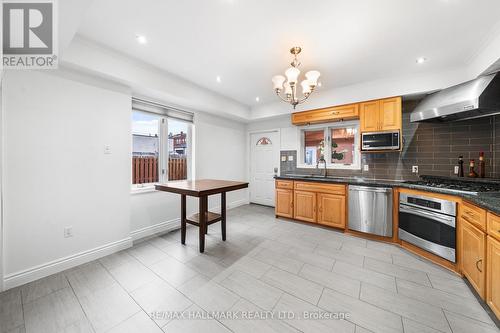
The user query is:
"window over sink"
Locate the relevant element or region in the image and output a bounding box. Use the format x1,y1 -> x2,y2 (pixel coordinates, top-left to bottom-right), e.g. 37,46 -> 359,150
298,121 -> 360,170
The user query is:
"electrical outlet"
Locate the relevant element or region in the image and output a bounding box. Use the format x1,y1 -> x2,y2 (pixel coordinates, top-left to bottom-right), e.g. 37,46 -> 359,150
454,166 -> 459,174
104,145 -> 112,154
412,166 -> 419,173
281,156 -> 287,162
288,155 -> 294,162
64,226 -> 73,238
363,164 -> 369,171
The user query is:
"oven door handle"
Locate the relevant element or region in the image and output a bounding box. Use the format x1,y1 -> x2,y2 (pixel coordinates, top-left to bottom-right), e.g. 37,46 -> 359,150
399,205 -> 456,228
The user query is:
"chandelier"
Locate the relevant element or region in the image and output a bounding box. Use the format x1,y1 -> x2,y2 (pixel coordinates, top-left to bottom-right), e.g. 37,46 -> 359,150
272,47 -> 321,109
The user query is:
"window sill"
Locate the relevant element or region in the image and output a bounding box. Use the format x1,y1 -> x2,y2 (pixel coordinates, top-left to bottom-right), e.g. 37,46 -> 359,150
131,185 -> 157,195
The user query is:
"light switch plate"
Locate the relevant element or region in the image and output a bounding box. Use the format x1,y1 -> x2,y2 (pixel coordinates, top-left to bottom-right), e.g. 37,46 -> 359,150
363,164 -> 369,171
104,145 -> 112,154
281,156 -> 287,162
288,155 -> 294,161
454,166 -> 459,174
412,166 -> 419,173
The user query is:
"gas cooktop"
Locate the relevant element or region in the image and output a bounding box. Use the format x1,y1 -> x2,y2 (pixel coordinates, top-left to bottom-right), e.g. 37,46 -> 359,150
404,176 -> 500,195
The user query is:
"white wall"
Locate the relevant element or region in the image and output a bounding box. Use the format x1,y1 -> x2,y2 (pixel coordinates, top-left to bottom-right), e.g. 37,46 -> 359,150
130,112 -> 249,237
247,115 -> 298,151
3,70 -> 132,287
1,67 -> 249,288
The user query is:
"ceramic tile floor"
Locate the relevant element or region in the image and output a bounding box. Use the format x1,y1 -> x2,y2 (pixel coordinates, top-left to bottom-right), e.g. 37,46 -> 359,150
1,204 -> 499,333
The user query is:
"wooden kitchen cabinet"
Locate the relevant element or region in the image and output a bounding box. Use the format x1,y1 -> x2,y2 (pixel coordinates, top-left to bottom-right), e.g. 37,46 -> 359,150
275,188 -> 293,218
487,235 -> 500,318
294,190 -> 317,223
460,219 -> 486,298
360,97 -> 402,132
317,193 -> 345,228
359,100 -> 380,132
379,97 -> 402,130
291,103 -> 359,125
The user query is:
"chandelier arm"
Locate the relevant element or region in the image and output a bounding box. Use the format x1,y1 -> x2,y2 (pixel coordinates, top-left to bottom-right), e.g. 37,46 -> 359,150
297,94 -> 310,104
275,92 -> 291,103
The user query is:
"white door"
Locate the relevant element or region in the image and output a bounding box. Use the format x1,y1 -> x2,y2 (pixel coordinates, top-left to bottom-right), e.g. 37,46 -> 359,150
250,131 -> 280,206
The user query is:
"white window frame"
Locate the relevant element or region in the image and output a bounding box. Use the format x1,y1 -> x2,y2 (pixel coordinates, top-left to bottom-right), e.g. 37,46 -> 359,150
131,112 -> 193,192
297,120 -> 361,170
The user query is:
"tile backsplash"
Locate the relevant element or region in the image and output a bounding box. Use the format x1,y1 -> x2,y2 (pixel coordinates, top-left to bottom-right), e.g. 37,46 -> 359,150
280,100 -> 499,180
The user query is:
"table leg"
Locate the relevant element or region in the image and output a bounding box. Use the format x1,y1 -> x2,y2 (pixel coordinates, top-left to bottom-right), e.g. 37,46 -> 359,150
221,192 -> 226,241
181,194 -> 186,245
199,196 -> 207,253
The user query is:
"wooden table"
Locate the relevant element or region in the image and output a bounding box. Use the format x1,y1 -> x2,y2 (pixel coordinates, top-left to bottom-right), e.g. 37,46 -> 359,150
155,179 -> 249,252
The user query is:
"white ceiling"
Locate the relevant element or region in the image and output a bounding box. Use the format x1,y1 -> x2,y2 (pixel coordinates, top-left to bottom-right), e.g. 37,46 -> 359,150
77,0 -> 500,107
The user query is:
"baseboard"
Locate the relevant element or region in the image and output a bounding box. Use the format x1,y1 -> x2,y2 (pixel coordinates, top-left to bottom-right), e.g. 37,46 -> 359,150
209,198 -> 250,213
3,237 -> 133,290
130,218 -> 180,242
2,199 -> 250,291
129,199 -> 249,242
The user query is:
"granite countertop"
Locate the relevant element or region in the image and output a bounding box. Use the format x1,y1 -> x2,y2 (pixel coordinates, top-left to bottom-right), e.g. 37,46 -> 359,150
275,174 -> 500,215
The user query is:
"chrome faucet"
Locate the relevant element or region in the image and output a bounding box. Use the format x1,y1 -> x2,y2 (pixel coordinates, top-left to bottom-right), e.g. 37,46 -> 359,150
316,157 -> 327,178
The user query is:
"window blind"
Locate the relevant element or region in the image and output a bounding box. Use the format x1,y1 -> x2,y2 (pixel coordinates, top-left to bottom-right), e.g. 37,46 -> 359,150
132,97 -> 194,123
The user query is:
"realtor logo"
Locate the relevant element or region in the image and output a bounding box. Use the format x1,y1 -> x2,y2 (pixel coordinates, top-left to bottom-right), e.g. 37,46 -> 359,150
2,0 -> 58,69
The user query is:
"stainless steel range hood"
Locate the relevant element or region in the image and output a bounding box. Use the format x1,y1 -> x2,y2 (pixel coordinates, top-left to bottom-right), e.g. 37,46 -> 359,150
410,73 -> 500,122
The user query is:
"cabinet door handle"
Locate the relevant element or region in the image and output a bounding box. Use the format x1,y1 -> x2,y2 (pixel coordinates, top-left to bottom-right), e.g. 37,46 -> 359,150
290,202 -> 293,208
476,259 -> 483,273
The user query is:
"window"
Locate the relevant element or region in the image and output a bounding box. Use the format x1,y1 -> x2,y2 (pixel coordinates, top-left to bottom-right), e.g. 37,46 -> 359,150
131,98 -> 193,188
298,121 -> 360,170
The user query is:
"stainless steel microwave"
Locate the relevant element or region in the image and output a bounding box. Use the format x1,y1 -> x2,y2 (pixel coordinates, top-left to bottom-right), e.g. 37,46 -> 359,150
361,131 -> 400,151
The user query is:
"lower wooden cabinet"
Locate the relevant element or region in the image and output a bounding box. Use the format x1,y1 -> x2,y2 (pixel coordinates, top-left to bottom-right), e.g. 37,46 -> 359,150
275,188 -> 293,218
294,190 -> 316,223
460,219 -> 486,298
317,193 -> 345,228
487,235 -> 500,318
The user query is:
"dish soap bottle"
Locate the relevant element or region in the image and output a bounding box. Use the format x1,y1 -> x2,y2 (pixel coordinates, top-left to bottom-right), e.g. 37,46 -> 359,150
479,152 -> 485,178
468,159 -> 478,178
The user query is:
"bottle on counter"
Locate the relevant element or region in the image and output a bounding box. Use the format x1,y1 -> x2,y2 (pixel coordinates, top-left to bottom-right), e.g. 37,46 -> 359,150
468,159 -> 478,178
479,152 -> 486,178
458,156 -> 464,177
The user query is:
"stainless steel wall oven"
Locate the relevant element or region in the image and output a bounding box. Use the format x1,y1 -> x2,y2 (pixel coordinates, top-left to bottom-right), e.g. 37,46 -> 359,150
398,193 -> 456,262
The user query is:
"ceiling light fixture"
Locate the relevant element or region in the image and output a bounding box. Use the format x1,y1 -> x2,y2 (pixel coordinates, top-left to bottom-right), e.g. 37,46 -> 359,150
216,75 -> 222,83
272,47 -> 320,109
136,35 -> 147,44
416,57 -> 427,64
255,97 -> 260,102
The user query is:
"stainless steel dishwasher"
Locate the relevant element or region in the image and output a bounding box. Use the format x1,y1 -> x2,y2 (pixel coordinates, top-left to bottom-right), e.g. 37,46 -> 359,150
348,185 -> 393,237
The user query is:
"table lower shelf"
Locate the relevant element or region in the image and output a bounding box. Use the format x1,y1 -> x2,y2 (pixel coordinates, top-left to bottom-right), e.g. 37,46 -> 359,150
186,211 -> 222,226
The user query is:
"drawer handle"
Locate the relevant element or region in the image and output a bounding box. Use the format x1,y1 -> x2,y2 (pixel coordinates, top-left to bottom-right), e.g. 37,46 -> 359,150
332,111 -> 340,115
476,259 -> 483,273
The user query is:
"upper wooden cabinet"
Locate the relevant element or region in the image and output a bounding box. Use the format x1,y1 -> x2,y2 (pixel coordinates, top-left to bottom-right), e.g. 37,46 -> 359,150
360,97 -> 402,132
460,218 -> 486,299
291,97 -> 402,134
291,103 -> 359,125
359,100 -> 380,132
317,193 -> 345,229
